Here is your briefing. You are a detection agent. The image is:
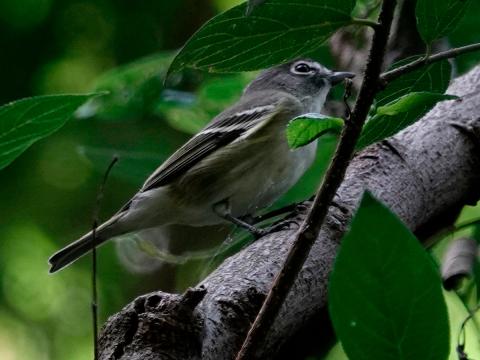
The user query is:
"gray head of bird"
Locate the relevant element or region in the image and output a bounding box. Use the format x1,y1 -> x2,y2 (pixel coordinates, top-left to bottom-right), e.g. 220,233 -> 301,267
244,58 -> 355,112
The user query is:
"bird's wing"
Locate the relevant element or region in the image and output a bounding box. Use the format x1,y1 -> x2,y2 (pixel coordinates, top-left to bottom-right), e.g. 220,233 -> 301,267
140,104 -> 276,192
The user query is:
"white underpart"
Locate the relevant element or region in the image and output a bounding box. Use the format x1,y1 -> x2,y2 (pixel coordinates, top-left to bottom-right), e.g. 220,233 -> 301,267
306,86 -> 330,114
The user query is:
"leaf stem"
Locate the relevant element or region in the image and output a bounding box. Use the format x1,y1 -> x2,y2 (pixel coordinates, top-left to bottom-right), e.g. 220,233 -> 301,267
352,17 -> 380,28
234,1 -> 398,359
381,43 -> 480,84
454,217 -> 480,233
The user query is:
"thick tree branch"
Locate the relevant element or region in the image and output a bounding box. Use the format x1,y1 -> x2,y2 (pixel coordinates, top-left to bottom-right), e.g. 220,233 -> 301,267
235,1 -> 398,358
98,64 -> 480,360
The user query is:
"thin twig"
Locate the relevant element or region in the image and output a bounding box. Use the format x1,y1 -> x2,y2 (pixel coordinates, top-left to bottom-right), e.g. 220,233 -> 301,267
381,43 -> 480,84
234,1 -> 398,359
249,202 -> 305,224
92,156 -> 118,360
457,304 -> 480,360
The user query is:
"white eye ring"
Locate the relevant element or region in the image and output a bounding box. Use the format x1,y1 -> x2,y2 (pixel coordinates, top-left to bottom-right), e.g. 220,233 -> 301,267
291,62 -> 316,75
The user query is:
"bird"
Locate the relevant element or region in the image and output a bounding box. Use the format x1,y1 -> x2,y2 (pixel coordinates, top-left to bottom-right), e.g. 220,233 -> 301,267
48,58 -> 354,273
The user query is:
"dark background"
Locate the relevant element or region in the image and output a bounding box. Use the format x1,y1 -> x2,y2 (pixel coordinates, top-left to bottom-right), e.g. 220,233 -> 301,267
0,1 -> 228,358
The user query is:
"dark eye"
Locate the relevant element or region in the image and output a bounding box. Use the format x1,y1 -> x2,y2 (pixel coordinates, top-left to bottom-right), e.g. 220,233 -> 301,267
294,63 -> 312,74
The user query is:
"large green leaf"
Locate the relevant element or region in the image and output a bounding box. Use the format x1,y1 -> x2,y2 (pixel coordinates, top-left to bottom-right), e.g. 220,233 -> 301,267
168,0 -> 355,74
357,92 -> 457,149
0,94 -> 98,170
416,0 -> 472,44
325,291 -> 480,360
329,193 -> 449,360
286,113 -> 343,149
376,58 -> 452,107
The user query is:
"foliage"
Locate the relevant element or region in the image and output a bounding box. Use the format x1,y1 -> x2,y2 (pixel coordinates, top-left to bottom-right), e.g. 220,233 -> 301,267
416,0 -> 473,44
329,193 -> 450,360
449,0 -> 480,73
286,114 -> 343,149
77,52 -> 173,120
0,94 -> 100,170
357,92 -> 457,149
376,58 -> 452,107
287,92 -> 457,149
168,0 -> 356,73
324,290 -> 480,360
284,92 -> 456,151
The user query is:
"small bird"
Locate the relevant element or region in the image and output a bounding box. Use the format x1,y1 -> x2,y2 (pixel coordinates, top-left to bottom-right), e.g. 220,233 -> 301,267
49,59 -> 354,273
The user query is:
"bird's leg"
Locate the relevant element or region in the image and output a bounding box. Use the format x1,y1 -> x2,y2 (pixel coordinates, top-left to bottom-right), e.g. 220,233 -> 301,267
248,201 -> 308,224
249,201 -> 312,234
213,201 -> 266,239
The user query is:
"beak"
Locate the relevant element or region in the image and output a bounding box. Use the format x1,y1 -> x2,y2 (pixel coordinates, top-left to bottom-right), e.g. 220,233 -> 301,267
328,71 -> 356,85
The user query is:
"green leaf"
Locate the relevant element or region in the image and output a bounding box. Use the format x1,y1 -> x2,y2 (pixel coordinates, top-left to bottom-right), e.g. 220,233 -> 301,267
168,0 -> 355,74
472,222 -> 480,244
473,258 -> 480,301
352,0 -> 381,18
77,52 -> 172,120
357,92 -> 457,149
329,192 -> 450,360
286,113 -> 343,149
376,58 -> 452,107
0,94 -> 99,170
376,92 -> 458,116
326,291 -> 480,360
416,0 -> 472,44
324,342 -> 348,360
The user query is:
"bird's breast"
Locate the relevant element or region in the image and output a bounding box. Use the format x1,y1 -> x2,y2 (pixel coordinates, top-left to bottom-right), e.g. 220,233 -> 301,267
227,137 -> 317,216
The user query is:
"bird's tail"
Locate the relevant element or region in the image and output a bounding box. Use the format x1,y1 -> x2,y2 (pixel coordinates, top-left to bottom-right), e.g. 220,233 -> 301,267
48,216 -> 122,273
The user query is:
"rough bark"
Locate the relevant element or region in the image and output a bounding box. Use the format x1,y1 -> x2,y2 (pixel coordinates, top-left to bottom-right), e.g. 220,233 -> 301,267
99,66 -> 480,360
